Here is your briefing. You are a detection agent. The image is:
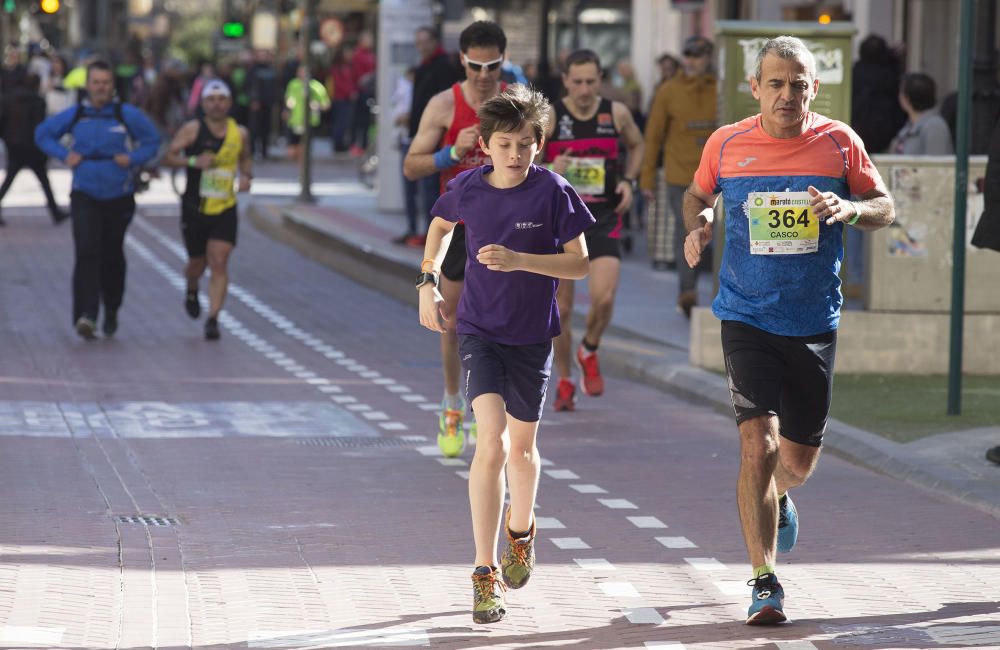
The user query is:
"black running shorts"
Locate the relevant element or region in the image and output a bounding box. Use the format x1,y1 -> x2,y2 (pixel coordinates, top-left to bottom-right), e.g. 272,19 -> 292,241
560,204 -> 621,260
720,320 -> 837,447
181,204 -> 238,258
459,334 -> 553,423
441,222 -> 467,282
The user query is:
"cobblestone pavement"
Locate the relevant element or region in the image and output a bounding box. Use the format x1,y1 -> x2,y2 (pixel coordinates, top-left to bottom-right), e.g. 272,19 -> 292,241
0,171 -> 998,649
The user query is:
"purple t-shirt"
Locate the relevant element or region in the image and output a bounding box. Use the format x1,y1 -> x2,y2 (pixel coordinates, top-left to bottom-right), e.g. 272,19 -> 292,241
432,164 -> 595,345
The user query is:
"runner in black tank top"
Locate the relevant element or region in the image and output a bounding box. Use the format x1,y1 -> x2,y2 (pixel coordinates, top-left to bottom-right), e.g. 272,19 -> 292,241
164,81 -> 252,341
542,49 -> 645,412
547,97 -> 621,219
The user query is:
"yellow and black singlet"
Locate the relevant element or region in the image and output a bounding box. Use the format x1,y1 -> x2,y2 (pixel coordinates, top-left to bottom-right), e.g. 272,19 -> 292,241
183,117 -> 241,215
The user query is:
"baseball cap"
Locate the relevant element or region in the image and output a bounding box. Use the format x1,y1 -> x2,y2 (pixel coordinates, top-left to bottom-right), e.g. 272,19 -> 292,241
201,79 -> 231,99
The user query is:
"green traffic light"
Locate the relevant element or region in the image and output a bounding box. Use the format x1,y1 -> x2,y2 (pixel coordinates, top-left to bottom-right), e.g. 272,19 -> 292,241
221,22 -> 245,38
4,0 -> 16,13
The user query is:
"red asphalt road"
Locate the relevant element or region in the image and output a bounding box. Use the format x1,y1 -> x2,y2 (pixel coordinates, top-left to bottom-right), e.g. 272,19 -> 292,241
0,203 -> 997,649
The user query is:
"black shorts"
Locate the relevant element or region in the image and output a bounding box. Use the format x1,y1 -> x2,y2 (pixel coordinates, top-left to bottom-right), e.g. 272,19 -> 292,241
181,204 -> 238,258
572,204 -> 621,260
721,320 -> 837,447
459,334 -> 553,423
441,222 -> 467,282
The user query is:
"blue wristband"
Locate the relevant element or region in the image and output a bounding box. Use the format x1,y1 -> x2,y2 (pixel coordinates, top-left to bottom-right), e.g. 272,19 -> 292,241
433,146 -> 458,171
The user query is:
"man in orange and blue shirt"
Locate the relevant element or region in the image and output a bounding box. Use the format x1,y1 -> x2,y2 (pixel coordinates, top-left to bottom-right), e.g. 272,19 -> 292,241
683,36 -> 895,626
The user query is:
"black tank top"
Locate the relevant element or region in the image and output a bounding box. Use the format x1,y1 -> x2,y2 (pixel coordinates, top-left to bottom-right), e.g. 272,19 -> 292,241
182,119 -> 226,209
544,97 -> 620,204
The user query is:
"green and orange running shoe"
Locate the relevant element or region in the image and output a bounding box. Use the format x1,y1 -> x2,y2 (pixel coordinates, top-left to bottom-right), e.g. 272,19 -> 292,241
500,509 -> 536,589
472,566 -> 507,624
438,407 -> 465,458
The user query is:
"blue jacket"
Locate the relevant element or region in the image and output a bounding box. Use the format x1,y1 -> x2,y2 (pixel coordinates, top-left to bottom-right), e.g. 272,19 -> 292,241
35,100 -> 161,200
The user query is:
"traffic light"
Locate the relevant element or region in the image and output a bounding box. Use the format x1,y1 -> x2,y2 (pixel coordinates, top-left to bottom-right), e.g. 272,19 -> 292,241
221,21 -> 246,38
39,0 -> 59,13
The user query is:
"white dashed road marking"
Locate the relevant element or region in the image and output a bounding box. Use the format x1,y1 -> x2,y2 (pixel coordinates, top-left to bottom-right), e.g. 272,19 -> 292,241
600,582 -> 641,598
551,538 -> 590,550
656,536 -> 697,549
627,516 -> 667,529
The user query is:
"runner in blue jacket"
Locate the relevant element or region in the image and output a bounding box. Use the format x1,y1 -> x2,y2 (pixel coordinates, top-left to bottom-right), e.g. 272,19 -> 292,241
35,60 -> 160,340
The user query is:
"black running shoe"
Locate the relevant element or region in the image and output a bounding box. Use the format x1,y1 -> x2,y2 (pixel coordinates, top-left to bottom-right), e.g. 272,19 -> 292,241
204,316 -> 220,340
102,311 -> 118,337
185,290 -> 201,319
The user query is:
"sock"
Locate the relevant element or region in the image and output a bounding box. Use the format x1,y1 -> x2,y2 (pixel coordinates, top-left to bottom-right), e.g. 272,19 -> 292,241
474,565 -> 494,574
581,338 -> 598,353
509,527 -> 531,540
753,564 -> 775,579
444,392 -> 462,411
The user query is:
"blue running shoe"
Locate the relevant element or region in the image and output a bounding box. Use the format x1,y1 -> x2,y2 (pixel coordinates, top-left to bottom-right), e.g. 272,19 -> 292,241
777,493 -> 798,553
746,573 -> 786,625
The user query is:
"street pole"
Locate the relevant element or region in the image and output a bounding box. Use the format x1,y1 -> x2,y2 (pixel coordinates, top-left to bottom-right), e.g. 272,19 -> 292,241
948,0 -> 975,415
297,0 -> 315,204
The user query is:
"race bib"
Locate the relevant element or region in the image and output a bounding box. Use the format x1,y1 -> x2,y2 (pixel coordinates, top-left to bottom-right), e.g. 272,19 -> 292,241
747,192 -> 819,255
199,168 -> 235,200
562,157 -> 605,196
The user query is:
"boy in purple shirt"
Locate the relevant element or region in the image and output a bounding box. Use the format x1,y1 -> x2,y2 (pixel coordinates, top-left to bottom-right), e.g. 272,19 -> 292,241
417,84 -> 594,623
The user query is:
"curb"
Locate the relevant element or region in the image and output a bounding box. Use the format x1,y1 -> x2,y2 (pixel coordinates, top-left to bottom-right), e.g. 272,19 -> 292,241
247,200 -> 1000,520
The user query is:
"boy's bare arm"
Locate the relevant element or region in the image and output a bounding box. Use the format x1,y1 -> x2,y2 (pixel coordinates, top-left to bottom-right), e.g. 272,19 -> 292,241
476,234 -> 589,280
417,217 -> 458,333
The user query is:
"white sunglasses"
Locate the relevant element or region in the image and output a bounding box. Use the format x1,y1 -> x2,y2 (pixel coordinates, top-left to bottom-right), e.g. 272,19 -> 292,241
464,55 -> 504,72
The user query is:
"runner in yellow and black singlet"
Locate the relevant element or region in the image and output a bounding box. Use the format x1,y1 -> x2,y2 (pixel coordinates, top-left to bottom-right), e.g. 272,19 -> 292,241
165,79 -> 252,340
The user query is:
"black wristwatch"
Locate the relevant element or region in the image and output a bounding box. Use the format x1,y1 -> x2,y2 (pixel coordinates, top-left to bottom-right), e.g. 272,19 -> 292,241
623,177 -> 637,190
415,271 -> 438,290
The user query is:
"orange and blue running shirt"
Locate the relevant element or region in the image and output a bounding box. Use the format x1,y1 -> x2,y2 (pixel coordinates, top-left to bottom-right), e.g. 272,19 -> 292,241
693,112 -> 884,336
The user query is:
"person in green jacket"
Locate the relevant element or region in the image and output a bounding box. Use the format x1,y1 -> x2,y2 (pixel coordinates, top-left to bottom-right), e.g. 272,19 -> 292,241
283,65 -> 330,161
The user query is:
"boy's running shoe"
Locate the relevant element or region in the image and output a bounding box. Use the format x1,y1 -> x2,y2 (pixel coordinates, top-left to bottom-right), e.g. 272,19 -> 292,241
438,408 -> 465,457
575,345 -> 604,396
746,573 -> 786,625
500,509 -> 536,589
553,378 -> 576,412
472,566 -> 507,624
777,493 -> 798,553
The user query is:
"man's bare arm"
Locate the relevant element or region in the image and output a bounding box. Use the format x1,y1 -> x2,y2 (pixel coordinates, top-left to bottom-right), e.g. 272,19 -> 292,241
403,93 -> 450,181
808,183 -> 895,231
847,186 -> 895,231
613,101 -> 644,180
162,121 -> 200,168
683,181 -> 718,233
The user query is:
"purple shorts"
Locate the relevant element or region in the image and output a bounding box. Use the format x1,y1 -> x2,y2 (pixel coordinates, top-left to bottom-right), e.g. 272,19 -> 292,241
459,334 -> 553,423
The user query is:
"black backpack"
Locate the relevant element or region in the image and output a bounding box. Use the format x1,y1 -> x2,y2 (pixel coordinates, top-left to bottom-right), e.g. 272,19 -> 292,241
68,100 -> 137,141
